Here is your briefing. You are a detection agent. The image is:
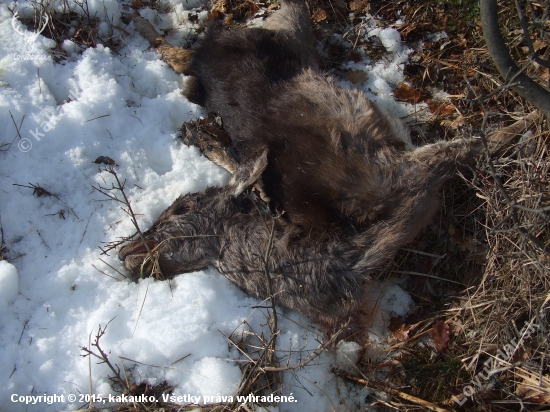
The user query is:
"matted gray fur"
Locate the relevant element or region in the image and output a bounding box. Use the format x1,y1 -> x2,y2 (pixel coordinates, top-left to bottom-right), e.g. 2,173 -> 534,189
120,0 -> 535,332
183,0 -> 423,232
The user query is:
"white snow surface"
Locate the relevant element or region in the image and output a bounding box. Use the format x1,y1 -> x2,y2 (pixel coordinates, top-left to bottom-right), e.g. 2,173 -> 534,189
1,3 -> 416,411
0,260 -> 19,306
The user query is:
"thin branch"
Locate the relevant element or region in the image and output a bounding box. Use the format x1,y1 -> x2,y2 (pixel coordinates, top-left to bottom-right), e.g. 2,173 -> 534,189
464,78 -> 549,252
338,372 -> 452,412
93,167 -> 161,278
514,0 -> 550,69
80,323 -> 129,392
91,264 -> 122,282
263,217 -> 279,366
262,320 -> 350,372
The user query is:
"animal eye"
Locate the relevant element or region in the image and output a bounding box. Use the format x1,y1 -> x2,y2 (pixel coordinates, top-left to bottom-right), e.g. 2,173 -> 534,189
206,145 -> 213,151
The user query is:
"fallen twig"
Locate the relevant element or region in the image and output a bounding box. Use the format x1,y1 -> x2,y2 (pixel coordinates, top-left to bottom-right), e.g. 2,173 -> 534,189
338,372 -> 452,412
92,167 -> 162,278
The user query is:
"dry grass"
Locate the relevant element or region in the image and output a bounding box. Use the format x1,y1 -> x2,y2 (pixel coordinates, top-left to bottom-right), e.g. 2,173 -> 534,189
440,118 -> 550,408
389,114 -> 549,408
362,0 -> 550,409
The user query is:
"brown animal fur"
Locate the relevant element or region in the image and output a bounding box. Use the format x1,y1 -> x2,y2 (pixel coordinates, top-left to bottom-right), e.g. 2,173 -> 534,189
119,113 -> 535,331
122,1 -> 540,331
182,0 -> 419,232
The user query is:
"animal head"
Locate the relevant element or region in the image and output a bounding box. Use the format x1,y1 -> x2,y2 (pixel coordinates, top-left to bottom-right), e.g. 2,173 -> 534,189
119,188 -> 250,279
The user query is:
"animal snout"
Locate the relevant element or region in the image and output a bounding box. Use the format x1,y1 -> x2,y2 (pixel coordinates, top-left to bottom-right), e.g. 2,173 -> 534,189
118,240 -> 158,278
118,239 -> 157,261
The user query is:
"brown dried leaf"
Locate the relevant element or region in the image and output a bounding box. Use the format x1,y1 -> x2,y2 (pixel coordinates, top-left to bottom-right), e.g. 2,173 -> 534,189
522,40 -> 548,55
312,8 -> 328,23
211,0 -> 227,13
389,317 -> 410,342
533,39 -> 546,52
430,320 -> 451,353
427,100 -> 455,116
349,0 -> 369,13
208,9 -> 222,20
247,1 -> 259,16
440,115 -> 465,130
515,371 -> 550,403
393,83 -> 429,104
130,0 -> 143,10
93,156 -> 118,166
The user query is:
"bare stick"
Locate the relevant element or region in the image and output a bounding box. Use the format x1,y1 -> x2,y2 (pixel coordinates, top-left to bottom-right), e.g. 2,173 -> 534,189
263,218 -> 279,366
87,330 -> 93,410
80,212 -> 93,244
464,78 -> 548,252
133,278 -> 150,337
93,167 -> 161,278
80,323 -> 129,392
91,264 -> 122,282
98,257 -> 127,279
338,372 -> 452,412
262,320 -> 350,372
481,0 -> 550,113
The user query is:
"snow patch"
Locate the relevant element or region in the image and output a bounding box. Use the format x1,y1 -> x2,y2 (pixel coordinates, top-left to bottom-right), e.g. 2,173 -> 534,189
0,261 -> 19,304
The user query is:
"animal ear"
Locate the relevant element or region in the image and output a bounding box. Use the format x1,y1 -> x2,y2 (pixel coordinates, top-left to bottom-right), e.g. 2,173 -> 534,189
229,147 -> 268,196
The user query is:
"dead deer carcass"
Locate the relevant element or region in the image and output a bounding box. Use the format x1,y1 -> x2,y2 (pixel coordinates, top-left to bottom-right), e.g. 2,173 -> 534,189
121,0 -> 538,328
119,130 -> 515,329
118,165 -> 450,330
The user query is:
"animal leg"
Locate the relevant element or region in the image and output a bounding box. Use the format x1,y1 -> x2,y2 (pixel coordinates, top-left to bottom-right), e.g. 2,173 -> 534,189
228,148 -> 268,197
262,0 -> 319,69
132,16 -> 193,74
408,112 -> 541,177
182,117 -> 272,208
183,115 -> 240,174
